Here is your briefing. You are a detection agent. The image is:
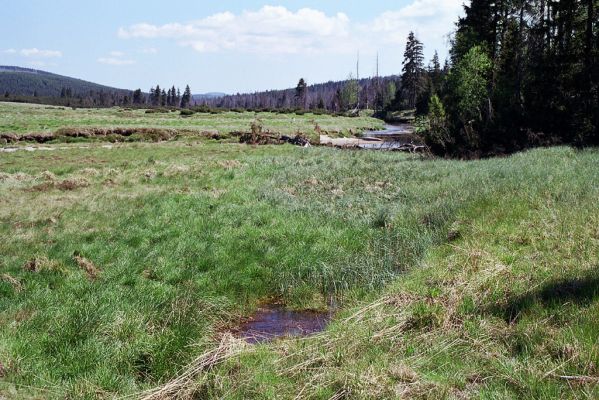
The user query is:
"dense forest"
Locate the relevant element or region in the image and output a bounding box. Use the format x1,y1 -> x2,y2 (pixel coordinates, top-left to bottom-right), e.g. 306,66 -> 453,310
421,0 -> 599,155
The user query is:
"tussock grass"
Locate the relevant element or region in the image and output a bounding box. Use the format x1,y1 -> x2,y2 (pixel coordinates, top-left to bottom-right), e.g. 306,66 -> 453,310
0,132 -> 598,399
135,147 -> 599,399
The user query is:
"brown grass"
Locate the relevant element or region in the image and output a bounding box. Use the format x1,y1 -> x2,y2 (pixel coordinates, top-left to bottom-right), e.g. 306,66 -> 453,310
73,254 -> 100,280
138,334 -> 250,400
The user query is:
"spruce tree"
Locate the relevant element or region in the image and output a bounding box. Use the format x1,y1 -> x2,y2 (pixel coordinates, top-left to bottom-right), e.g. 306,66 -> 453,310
133,89 -> 143,105
294,78 -> 307,109
429,51 -> 443,93
170,86 -> 177,107
161,89 -> 167,107
154,85 -> 161,106
401,31 -> 425,109
180,85 -> 192,108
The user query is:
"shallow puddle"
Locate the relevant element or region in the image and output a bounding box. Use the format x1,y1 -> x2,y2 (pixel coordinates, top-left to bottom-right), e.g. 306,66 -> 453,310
236,305 -> 331,344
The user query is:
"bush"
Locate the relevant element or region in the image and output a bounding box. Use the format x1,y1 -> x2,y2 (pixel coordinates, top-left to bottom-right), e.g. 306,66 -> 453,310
180,109 -> 195,116
421,95 -> 452,152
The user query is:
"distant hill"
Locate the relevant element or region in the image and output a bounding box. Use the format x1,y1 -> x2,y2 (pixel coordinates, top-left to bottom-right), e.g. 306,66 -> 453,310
192,92 -> 226,102
0,66 -> 130,97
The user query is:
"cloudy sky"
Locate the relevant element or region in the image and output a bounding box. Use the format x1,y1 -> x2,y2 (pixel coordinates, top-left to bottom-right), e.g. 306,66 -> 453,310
0,0 -> 464,93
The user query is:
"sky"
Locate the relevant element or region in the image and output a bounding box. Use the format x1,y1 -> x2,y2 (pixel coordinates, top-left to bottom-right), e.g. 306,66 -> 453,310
0,0 -> 465,94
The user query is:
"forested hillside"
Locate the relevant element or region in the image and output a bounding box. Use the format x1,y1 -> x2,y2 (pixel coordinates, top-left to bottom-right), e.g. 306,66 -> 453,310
0,66 -> 132,105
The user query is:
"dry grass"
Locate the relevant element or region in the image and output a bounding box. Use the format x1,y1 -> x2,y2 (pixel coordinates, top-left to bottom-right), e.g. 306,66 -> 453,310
73,254 -> 100,280
138,335 -> 251,400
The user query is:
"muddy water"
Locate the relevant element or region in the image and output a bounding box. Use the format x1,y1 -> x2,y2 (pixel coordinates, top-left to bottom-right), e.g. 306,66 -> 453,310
236,305 -> 331,344
360,124 -> 420,150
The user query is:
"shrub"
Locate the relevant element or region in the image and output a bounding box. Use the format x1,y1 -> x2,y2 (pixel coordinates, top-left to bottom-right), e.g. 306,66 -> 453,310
420,95 -> 452,152
180,109 -> 195,117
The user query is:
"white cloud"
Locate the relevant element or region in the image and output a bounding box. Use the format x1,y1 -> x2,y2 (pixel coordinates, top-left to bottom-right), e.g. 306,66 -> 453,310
3,49 -> 17,54
20,48 -> 62,58
98,57 -> 135,66
119,6 -> 352,54
117,2 -> 463,57
367,0 -> 463,49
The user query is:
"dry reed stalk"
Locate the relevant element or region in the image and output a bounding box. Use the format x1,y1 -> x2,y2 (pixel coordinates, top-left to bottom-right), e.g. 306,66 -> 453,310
137,334 -> 248,400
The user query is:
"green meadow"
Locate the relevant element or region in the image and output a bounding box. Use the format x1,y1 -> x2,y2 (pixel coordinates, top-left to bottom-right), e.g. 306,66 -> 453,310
0,102 -> 383,137
0,103 -> 598,399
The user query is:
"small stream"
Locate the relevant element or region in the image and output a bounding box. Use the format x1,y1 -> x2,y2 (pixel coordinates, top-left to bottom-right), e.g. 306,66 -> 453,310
360,123 -> 420,150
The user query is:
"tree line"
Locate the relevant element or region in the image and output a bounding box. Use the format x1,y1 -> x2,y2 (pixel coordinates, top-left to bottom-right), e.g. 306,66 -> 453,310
202,75 -> 401,113
419,0 -> 599,155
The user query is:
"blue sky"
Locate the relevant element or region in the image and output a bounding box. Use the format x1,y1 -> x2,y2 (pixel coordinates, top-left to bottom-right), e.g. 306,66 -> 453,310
0,1 -> 464,94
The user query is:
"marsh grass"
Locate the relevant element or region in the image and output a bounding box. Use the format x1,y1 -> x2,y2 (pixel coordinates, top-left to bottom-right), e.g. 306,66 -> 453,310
0,123 -> 598,399
0,102 -> 383,139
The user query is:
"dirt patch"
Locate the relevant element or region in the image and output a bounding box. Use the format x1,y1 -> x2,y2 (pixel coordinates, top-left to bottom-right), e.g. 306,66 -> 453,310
22,256 -> 62,273
28,177 -> 90,192
73,253 -> 100,280
56,178 -> 90,190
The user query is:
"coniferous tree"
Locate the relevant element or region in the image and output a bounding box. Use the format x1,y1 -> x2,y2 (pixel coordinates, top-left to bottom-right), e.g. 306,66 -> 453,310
170,86 -> 177,107
401,31 -> 425,109
161,89 -> 167,107
180,85 -> 192,108
153,85 -> 162,106
295,78 -> 307,109
429,51 -> 443,93
317,96 -> 325,110
132,89 -> 143,105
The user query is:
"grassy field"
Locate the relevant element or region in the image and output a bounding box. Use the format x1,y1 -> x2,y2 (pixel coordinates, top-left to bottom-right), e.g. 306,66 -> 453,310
0,104 -> 598,399
0,102 -> 383,139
